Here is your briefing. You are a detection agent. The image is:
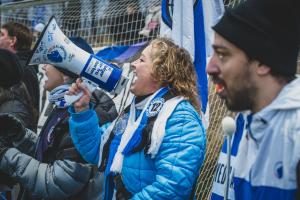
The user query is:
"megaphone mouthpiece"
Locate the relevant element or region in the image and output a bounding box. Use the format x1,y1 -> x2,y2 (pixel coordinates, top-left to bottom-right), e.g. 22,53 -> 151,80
222,116 -> 236,136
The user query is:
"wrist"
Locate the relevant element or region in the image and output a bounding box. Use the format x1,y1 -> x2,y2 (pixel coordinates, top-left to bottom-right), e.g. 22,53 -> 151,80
68,103 -> 95,122
75,105 -> 90,113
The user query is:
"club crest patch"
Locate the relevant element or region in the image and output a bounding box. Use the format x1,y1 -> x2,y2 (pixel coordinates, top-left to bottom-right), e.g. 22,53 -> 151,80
113,112 -> 129,135
146,98 -> 165,117
46,45 -> 67,63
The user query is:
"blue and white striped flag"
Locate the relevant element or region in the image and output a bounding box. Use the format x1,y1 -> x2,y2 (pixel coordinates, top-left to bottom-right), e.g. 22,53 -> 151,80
160,0 -> 224,114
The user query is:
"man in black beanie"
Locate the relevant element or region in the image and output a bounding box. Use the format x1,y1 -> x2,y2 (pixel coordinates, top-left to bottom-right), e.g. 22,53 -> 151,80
208,0 -> 300,199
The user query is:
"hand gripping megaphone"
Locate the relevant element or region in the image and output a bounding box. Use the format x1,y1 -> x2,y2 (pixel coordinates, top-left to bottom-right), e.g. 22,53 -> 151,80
27,16 -> 128,104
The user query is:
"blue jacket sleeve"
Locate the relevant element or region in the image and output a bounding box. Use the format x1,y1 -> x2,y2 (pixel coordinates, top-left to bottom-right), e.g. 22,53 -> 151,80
68,106 -> 110,165
132,102 -> 206,199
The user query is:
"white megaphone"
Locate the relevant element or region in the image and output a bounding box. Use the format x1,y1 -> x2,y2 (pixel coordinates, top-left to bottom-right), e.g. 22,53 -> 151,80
27,16 -> 128,104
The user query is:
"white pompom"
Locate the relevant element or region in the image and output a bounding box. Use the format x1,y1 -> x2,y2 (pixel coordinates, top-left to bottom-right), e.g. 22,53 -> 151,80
222,116 -> 236,136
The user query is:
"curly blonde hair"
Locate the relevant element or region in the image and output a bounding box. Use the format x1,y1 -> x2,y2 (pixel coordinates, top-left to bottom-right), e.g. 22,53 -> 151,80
149,37 -> 201,112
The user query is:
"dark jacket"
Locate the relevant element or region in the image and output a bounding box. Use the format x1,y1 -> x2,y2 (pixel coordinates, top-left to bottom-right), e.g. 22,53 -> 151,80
0,83 -> 37,134
16,50 -> 40,112
0,89 -> 118,200
0,82 -> 38,193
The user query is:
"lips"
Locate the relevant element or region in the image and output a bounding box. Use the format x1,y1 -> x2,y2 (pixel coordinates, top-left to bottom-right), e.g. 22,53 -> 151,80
212,77 -> 226,98
215,83 -> 224,93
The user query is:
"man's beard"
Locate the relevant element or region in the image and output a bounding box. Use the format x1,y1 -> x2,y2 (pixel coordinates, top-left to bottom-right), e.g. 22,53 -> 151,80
225,73 -> 255,112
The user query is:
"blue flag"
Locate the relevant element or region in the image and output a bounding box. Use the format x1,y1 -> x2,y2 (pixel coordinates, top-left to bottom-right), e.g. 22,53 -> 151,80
160,0 -> 224,114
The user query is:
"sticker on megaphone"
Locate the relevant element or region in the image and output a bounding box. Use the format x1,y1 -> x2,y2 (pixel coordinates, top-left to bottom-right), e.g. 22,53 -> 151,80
80,55 -> 122,92
64,55 -> 129,104
63,54 -> 129,104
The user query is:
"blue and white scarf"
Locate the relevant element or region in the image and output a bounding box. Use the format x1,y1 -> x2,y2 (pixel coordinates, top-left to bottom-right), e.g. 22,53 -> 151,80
48,84 -> 71,108
98,87 -> 185,173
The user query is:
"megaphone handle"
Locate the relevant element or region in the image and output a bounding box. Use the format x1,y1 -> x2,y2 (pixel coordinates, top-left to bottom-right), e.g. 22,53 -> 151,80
64,78 -> 97,105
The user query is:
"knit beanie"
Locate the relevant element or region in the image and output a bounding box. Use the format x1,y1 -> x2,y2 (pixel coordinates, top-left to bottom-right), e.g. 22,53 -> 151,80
0,49 -> 24,88
56,36 -> 94,78
213,0 -> 299,76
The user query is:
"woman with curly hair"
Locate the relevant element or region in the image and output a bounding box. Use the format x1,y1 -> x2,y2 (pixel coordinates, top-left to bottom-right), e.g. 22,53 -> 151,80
67,37 -> 206,199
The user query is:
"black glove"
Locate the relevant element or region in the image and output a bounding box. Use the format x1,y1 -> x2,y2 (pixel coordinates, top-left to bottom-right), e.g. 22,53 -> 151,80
0,113 -> 26,144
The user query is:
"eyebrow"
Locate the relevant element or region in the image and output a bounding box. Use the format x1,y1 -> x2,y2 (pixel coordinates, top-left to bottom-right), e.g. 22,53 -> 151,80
140,53 -> 147,60
212,44 -> 228,51
212,44 -> 227,50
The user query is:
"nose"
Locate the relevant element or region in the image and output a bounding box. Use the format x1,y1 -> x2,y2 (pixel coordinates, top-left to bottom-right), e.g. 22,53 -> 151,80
206,55 -> 220,75
130,59 -> 138,70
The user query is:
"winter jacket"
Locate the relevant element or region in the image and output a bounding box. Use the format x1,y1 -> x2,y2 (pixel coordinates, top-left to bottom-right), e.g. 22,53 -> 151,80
16,50 -> 40,112
211,77 -> 300,200
69,98 -> 206,199
0,83 -> 37,132
0,83 -> 38,191
0,89 -> 118,200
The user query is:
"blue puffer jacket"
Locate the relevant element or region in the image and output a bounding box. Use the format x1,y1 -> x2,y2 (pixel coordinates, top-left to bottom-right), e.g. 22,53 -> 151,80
69,100 -> 206,199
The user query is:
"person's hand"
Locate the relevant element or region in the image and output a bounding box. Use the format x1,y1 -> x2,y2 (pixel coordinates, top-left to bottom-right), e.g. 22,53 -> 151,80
68,78 -> 92,113
0,113 -> 25,142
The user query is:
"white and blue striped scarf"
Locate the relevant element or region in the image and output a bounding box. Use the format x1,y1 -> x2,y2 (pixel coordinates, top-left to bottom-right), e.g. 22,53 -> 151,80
48,84 -> 71,108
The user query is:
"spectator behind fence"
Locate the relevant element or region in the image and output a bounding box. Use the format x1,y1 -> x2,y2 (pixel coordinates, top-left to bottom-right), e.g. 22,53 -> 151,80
208,0 -> 300,199
0,49 -> 38,200
0,37 -> 118,200
33,22 -> 45,42
67,37 -> 206,199
138,5 -> 161,38
0,21 -> 40,113
110,2 -> 145,45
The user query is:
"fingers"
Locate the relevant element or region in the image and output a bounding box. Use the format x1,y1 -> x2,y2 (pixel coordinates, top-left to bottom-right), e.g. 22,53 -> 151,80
76,79 -> 91,97
67,78 -> 90,95
67,78 -> 81,95
76,78 -> 82,85
73,95 -> 90,112
67,78 -> 92,112
67,83 -> 79,95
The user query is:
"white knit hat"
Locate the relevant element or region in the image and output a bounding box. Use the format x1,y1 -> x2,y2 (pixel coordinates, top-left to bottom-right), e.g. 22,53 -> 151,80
34,23 -> 45,33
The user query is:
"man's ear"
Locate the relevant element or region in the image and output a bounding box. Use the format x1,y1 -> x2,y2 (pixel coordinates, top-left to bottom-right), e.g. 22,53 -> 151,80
10,36 -> 17,49
256,62 -> 271,76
